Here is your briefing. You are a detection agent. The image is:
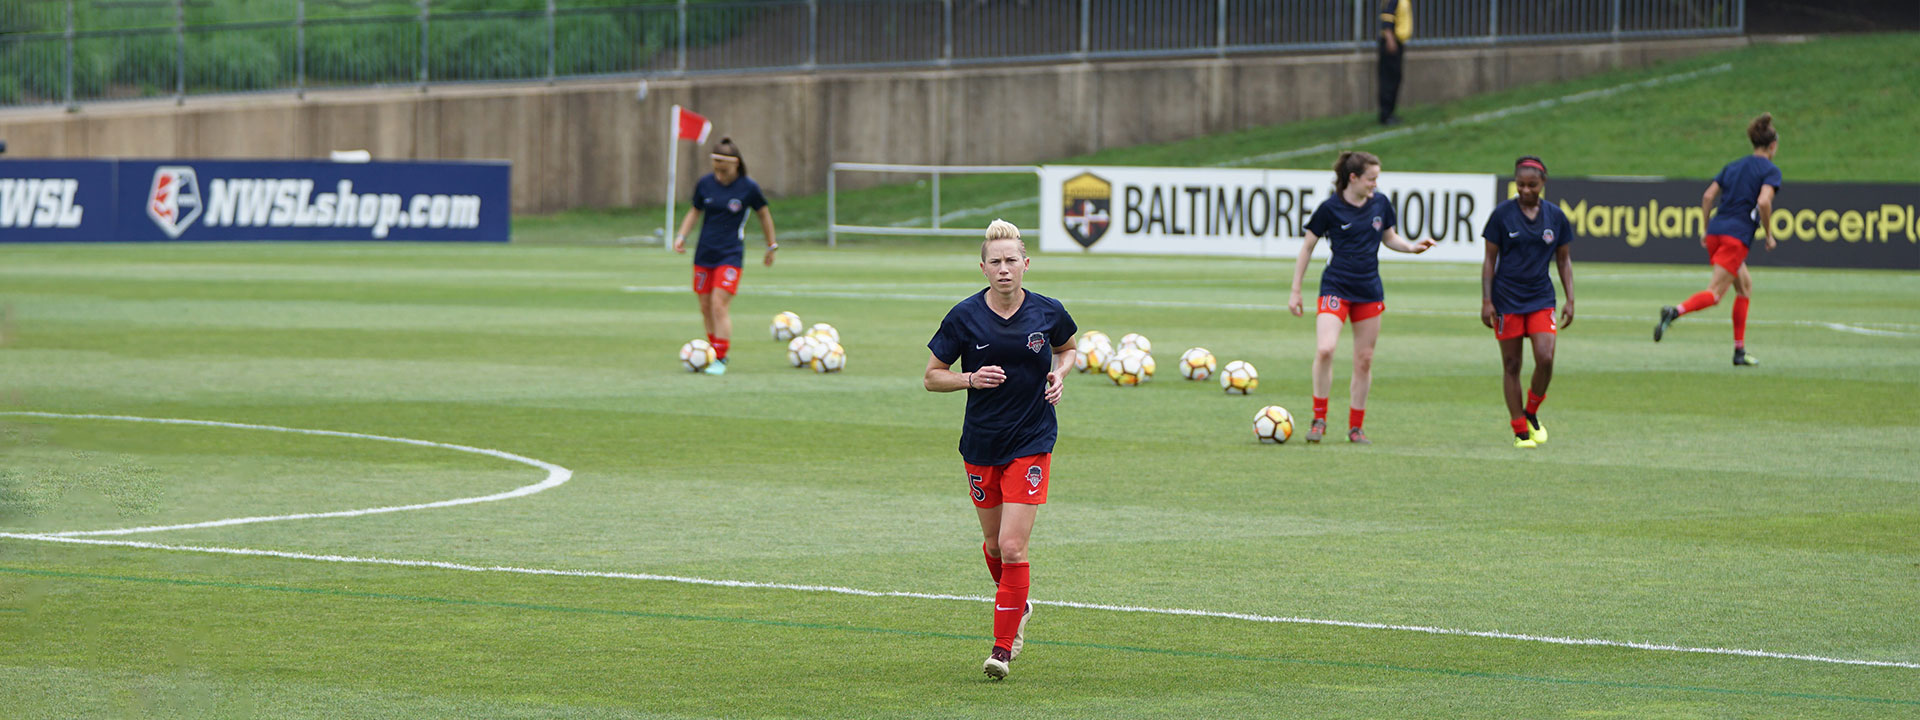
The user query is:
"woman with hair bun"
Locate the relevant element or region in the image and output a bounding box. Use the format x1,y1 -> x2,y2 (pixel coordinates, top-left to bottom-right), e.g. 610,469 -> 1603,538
1653,113 -> 1781,366
1287,151 -> 1436,445
672,137 -> 777,375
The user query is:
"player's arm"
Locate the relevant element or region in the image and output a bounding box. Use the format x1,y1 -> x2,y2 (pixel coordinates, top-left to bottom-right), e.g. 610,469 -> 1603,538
755,206 -> 778,266
673,208 -> 702,253
1044,344 -> 1075,405
1382,227 -> 1435,254
1287,231 -> 1319,316
1755,184 -> 1777,251
1555,244 -> 1575,329
925,353 -> 1004,393
1480,241 -> 1499,328
1698,181 -> 1721,247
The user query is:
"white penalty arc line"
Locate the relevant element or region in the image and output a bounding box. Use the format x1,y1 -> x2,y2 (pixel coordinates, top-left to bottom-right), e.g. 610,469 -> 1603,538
618,286 -> 1920,337
0,412 -> 573,537
2,533 -> 1915,671
2,412 -> 1914,670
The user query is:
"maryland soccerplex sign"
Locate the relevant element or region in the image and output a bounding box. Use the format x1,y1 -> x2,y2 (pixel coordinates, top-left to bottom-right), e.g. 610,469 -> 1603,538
1039,165 -> 1494,262
0,158 -> 509,243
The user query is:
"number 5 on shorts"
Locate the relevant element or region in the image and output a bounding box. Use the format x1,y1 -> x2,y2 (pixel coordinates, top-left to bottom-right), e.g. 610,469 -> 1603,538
968,473 -> 986,503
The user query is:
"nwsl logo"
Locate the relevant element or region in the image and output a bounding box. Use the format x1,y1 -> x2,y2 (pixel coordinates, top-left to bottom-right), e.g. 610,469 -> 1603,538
147,166 -> 202,238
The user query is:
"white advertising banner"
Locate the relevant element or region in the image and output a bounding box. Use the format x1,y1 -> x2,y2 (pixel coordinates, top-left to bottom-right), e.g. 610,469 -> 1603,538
1037,165 -> 1497,262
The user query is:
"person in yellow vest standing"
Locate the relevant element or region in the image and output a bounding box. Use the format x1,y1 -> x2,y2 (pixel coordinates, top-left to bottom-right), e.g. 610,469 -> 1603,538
1378,0 -> 1413,125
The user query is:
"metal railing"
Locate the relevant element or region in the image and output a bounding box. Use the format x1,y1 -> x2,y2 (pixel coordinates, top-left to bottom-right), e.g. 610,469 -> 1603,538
0,0 -> 1745,110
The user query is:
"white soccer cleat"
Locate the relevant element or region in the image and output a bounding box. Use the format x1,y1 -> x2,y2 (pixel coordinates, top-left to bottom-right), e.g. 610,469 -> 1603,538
1009,603 -> 1032,661
982,647 -> 1011,680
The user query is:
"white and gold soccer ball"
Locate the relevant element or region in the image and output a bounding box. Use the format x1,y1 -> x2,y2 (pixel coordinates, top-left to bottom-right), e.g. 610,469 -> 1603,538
1119,332 -> 1152,355
807,323 -> 839,344
811,342 -> 846,373
1107,348 -> 1153,386
679,338 -> 717,373
1179,347 -> 1217,381
787,335 -> 828,368
1220,360 -> 1258,394
1253,405 -> 1294,444
1079,342 -> 1116,374
770,311 -> 803,341
1074,332 -> 1111,372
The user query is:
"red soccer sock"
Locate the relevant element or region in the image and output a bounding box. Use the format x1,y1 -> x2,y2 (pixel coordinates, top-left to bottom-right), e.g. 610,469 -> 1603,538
1511,418 -> 1531,438
1525,391 -> 1545,416
1349,408 -> 1365,431
1312,397 -> 1329,422
1732,296 -> 1749,348
992,562 -> 1030,651
711,336 -> 730,360
1676,291 -> 1719,316
982,543 -> 1003,585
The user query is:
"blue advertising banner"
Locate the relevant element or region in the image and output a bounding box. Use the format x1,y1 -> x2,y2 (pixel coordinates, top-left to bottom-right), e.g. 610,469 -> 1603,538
1,158 -> 510,243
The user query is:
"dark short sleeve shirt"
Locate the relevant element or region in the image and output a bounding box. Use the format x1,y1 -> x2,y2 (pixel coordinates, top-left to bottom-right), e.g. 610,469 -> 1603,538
690,174 -> 768,267
928,289 -> 1077,467
1705,156 -> 1782,247
1484,198 -> 1574,315
1304,192 -> 1397,303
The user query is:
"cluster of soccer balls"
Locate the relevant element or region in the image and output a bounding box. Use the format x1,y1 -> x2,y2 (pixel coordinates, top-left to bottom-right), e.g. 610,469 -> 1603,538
1072,330 -> 1282,443
674,311 -> 846,374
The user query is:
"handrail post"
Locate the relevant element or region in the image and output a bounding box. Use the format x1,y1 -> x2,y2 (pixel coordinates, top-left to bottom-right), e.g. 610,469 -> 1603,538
64,0 -> 76,110
807,0 -> 818,69
418,0 -> 430,93
1216,0 -> 1227,58
296,0 -> 306,99
1489,0 -> 1499,44
931,170 -> 941,230
1079,0 -> 1089,58
676,0 -> 687,74
827,166 -> 837,248
942,0 -> 953,66
174,0 -> 185,105
546,0 -> 557,84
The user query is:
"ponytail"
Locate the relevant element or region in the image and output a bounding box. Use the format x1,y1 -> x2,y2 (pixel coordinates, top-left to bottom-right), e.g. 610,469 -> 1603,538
1747,113 -> 1777,148
1333,150 -> 1380,194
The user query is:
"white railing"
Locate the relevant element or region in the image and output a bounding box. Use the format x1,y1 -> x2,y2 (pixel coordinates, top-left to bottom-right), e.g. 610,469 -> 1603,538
826,162 -> 1041,247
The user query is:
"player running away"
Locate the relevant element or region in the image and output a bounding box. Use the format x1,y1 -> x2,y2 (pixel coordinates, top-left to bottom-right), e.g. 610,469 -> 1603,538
924,220 -> 1077,681
1653,113 -> 1781,366
672,137 -> 777,375
1482,156 -> 1575,449
1287,151 -> 1436,444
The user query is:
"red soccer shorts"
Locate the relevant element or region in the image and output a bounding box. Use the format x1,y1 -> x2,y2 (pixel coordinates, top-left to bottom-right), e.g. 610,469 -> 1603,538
966,453 -> 1051,508
1705,234 -> 1749,273
692,264 -> 742,295
1318,295 -> 1385,323
1495,308 -> 1558,340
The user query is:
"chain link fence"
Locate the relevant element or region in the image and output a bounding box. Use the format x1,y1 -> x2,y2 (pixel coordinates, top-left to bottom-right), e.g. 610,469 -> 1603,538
0,0 -> 1745,109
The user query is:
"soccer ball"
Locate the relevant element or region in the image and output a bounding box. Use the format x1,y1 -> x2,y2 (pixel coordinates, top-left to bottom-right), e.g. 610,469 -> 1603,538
1107,348 -> 1153,386
811,342 -> 846,373
1179,347 -> 1217,381
679,338 -> 717,372
770,311 -> 803,341
1079,342 -> 1116,374
1254,405 -> 1294,443
1076,331 -> 1110,354
807,323 -> 839,344
787,335 -> 828,368
1220,360 -> 1258,394
1119,332 -> 1152,354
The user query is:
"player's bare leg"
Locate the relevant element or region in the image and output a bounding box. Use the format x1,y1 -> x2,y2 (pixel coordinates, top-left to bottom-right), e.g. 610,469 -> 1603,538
1525,332 -> 1555,443
705,287 -> 736,375
1307,313 -> 1342,443
1500,336 -> 1534,448
1347,315 -> 1380,444
1733,265 -> 1759,366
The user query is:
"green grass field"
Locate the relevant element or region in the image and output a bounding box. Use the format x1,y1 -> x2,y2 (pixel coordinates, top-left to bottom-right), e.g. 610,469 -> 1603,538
4,32 -> 1920,719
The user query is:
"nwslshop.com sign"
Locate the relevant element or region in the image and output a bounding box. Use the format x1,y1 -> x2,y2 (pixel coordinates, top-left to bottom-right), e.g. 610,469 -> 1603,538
1542,178 -> 1918,270
1,158 -> 510,243
1039,165 -> 1495,262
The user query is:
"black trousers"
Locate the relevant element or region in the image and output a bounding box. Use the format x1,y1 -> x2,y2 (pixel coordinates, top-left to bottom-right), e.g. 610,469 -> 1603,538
1378,42 -> 1404,123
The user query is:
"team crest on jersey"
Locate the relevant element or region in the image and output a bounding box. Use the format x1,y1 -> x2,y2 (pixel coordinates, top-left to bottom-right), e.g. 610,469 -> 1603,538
1371,215 -> 1383,231
726,198 -> 743,213
1026,331 -> 1046,353
1026,466 -> 1043,488
146,166 -> 202,239
1061,172 -> 1112,248
1542,229 -> 1555,243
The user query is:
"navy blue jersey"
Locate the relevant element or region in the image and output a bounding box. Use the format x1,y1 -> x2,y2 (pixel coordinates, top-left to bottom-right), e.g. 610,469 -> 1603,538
1483,198 -> 1574,315
1304,192 -> 1398,303
928,289 -> 1077,467
1705,155 -> 1782,247
690,173 -> 768,267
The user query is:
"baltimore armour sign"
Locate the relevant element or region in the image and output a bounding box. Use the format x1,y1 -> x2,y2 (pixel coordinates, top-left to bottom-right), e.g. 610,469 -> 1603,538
1,158 -> 510,243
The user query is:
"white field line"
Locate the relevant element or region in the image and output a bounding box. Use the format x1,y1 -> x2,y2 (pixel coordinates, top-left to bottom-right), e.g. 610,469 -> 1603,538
618,286 -> 1920,337
2,532 -> 1915,670
0,412 -> 572,537
3,412 -> 1916,670
1219,63 -> 1736,167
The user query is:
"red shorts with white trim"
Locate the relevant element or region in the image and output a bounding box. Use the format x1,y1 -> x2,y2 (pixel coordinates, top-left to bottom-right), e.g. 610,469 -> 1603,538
1495,308 -> 1558,341
966,453 -> 1051,508
1705,234 -> 1749,274
1318,295 -> 1385,323
693,264 -> 742,295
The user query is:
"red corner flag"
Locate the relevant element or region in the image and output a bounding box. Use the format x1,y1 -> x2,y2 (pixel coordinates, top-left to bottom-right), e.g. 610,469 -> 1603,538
674,105 -> 712,144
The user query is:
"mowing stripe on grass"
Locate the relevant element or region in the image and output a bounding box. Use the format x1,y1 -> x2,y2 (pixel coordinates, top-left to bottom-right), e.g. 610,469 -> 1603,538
1,566 -> 1912,707
0,412 -> 573,537
7,532 -> 1915,671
